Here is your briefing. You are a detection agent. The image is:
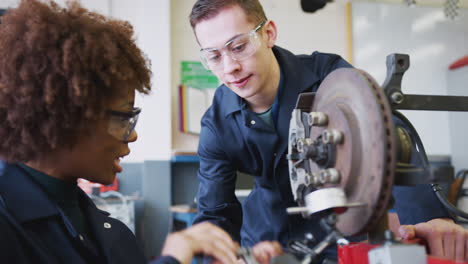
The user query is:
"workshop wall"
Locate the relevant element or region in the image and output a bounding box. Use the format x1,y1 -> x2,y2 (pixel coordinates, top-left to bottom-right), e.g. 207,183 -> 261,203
110,0 -> 173,162
352,2 -> 468,156
448,65 -> 468,172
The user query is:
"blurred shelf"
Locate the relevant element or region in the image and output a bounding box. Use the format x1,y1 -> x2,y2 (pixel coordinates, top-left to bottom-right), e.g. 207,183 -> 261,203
171,154 -> 199,163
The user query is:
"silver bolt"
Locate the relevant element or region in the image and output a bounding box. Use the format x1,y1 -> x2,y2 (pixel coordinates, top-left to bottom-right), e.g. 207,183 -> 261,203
296,138 -> 314,153
308,112 -> 328,126
304,173 -> 311,185
318,168 -> 341,184
322,129 -> 343,144
305,233 -> 316,243
391,92 -> 404,104
296,139 -> 305,152
311,172 -> 320,185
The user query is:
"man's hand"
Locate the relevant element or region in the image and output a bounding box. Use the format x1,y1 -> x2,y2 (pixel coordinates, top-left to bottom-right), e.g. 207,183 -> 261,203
161,222 -> 239,264
398,218 -> 468,262
251,241 -> 283,264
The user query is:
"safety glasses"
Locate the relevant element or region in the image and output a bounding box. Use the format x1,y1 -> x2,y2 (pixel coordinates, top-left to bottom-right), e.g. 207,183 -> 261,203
107,107 -> 141,141
199,21 -> 266,70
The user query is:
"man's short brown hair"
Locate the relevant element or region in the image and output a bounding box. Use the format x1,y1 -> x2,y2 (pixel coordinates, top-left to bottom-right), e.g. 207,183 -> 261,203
0,0 -> 152,162
189,0 -> 267,29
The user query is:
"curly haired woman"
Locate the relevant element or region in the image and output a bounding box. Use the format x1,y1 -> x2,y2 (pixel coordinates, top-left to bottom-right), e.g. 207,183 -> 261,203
0,1 -> 280,263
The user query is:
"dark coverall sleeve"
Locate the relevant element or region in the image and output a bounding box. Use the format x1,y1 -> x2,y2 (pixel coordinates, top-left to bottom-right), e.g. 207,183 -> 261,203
150,256 -> 180,264
192,120 -> 243,242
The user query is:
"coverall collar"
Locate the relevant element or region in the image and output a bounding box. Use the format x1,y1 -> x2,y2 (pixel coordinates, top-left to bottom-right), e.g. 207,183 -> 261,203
0,163 -> 101,223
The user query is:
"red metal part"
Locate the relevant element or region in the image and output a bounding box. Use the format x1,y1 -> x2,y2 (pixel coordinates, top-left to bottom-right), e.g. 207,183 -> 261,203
338,243 -> 377,264
449,56 -> 468,70
338,243 -> 465,264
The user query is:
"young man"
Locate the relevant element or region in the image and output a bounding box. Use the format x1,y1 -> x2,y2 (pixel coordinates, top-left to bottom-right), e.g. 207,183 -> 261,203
189,0 -> 468,262
0,1 -> 282,263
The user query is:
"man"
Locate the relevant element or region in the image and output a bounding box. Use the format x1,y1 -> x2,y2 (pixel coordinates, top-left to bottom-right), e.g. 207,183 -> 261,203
189,0 -> 468,262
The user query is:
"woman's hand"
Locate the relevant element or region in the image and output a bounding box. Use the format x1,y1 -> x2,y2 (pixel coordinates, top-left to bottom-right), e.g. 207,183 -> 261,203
161,222 -> 239,264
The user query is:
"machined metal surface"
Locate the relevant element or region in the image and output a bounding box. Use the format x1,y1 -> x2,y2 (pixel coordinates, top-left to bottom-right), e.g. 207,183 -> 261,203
288,68 -> 396,236
368,244 -> 427,264
313,68 -> 396,236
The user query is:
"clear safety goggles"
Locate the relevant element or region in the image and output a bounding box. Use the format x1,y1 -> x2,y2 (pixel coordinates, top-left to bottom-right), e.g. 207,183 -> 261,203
199,21 -> 266,70
107,107 -> 141,141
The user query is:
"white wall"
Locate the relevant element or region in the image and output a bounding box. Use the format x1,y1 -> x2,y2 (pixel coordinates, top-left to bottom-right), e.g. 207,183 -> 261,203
448,66 -> 468,172
111,0 -> 172,162
0,0 -> 16,8
352,2 -> 468,156
170,0 -> 349,153
75,0 -> 172,162
263,0 -> 347,56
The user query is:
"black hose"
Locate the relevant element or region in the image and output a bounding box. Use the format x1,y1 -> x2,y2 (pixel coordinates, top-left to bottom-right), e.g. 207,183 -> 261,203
393,112 -> 468,220
431,183 -> 468,220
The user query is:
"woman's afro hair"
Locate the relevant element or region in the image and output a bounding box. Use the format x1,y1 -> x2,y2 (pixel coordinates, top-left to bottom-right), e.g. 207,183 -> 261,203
0,0 -> 152,162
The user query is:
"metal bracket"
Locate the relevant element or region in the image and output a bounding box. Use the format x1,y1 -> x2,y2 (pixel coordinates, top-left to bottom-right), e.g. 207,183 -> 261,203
382,53 -> 468,111
382,53 -> 410,106
294,92 -> 315,112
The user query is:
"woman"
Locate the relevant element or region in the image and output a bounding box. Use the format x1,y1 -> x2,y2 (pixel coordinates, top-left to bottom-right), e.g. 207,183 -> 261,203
0,1 -> 280,263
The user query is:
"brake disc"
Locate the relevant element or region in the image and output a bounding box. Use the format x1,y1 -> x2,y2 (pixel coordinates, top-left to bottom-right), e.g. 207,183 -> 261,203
307,68 -> 396,236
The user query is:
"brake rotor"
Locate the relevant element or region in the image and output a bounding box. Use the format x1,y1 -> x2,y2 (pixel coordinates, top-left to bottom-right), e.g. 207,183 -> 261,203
308,68 -> 396,236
